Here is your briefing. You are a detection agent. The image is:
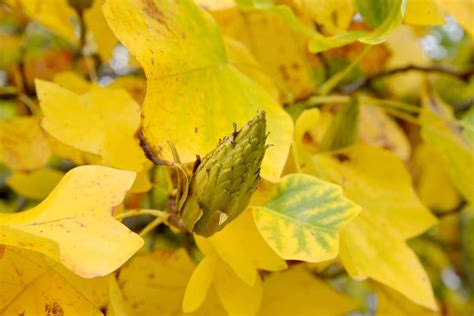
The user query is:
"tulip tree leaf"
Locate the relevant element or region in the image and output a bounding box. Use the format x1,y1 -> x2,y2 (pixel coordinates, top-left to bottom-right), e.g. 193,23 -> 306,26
421,86 -> 474,205
103,0 -> 293,182
252,174 -> 360,262
308,0 -> 406,52
311,145 -> 438,310
0,165 -> 144,278
0,247 -> 103,315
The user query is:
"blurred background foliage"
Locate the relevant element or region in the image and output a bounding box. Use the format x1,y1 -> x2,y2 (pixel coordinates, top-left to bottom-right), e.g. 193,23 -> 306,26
0,0 -> 473,315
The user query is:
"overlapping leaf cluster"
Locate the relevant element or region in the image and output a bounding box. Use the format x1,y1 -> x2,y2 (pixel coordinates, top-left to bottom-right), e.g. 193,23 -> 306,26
0,0 -> 473,315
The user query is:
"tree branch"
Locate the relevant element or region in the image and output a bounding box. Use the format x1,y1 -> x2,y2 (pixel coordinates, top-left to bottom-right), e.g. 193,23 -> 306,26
343,64 -> 474,94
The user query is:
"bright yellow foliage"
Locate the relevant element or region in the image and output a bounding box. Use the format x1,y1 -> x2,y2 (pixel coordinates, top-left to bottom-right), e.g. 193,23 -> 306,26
0,117 -> 51,172
103,0 -> 293,182
404,0 -> 445,25
119,248 -> 226,315
413,143 -> 461,211
311,145 -> 438,310
6,168 -> 64,200
0,165 -> 143,278
259,265 -> 358,315
0,247 -> 103,315
36,79 -> 149,173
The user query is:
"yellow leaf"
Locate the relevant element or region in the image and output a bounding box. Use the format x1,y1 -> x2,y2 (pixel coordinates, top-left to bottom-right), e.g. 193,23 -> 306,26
259,265 -> 358,315
375,283 -> 440,315
339,212 -> 437,310
212,7 -> 315,100
404,0 -> 445,25
301,0 -> 354,34
5,0 -> 78,43
84,0 -> 119,61
6,168 -> 64,200
384,26 -> 430,97
413,143 -> 461,211
108,76 -> 146,104
253,174 -> 361,262
214,257 -> 263,316
312,145 -> 437,239
186,234 -> 266,314
36,79 -> 149,173
421,86 -> 474,205
107,275 -> 132,316
437,0 -> 474,36
223,37 -> 279,100
0,165 -> 143,278
359,104 -> 411,161
47,133 -> 97,166
103,0 -> 293,182
195,209 -> 287,286
310,145 -> 438,310
183,255 -> 216,313
0,247 -> 102,315
54,71 -> 91,94
0,116 -> 51,172
119,248 -> 225,315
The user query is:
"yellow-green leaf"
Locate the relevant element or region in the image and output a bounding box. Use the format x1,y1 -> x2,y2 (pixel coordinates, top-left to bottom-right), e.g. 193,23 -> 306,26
103,0 -> 293,182
0,165 -> 143,278
6,168 -> 64,200
252,173 -> 361,262
421,87 -> 474,205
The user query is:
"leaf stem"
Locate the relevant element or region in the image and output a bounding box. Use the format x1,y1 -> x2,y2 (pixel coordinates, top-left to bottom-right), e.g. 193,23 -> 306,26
114,209 -> 168,221
319,45 -> 371,96
139,216 -> 165,237
305,95 -> 351,107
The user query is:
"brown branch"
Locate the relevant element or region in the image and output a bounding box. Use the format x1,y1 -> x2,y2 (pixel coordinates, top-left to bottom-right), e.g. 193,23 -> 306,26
343,64 -> 474,94
369,65 -> 473,82
434,200 -> 467,219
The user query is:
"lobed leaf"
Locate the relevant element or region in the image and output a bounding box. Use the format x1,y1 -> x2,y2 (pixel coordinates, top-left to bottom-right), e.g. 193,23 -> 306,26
0,165 -> 143,278
253,173 -> 361,262
103,0 -> 293,182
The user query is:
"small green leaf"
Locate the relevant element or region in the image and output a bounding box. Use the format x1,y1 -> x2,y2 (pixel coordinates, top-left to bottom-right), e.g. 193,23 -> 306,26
320,98 -> 359,151
252,174 -> 360,262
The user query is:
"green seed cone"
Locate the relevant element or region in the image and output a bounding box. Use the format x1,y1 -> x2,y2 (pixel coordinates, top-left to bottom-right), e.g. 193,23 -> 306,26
180,112 -> 267,237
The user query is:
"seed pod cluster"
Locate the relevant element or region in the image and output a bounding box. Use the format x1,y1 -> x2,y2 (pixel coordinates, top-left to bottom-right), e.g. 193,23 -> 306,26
180,112 -> 267,237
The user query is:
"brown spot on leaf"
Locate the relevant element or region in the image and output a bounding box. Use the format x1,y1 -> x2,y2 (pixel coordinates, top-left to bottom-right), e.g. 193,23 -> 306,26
333,153 -> 350,163
279,65 -> 290,81
45,302 -> 64,316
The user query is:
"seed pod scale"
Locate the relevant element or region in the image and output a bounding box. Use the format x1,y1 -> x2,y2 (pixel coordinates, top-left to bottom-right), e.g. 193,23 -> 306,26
180,111 -> 268,237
